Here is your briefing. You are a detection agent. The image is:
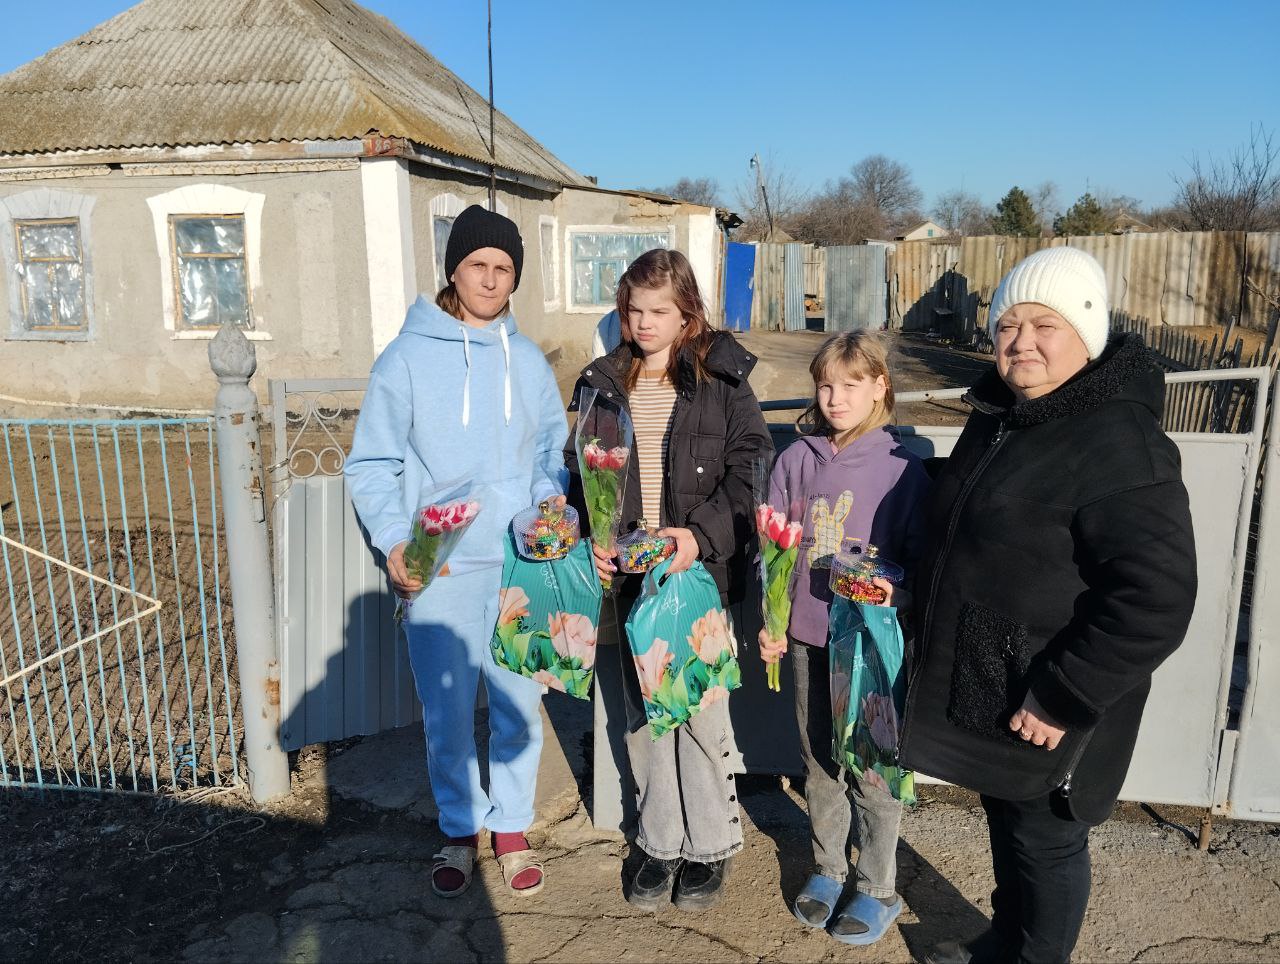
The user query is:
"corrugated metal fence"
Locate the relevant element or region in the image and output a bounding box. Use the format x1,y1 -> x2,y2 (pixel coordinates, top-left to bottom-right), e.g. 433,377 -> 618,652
888,230 -> 1280,341
826,245 -> 887,332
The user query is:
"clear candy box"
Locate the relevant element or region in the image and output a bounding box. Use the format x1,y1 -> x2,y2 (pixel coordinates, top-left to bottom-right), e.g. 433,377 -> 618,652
616,520 -> 676,574
512,501 -> 580,561
829,545 -> 904,604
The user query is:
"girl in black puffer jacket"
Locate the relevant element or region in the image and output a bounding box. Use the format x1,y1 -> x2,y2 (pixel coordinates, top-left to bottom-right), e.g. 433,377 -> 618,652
565,249 -> 773,914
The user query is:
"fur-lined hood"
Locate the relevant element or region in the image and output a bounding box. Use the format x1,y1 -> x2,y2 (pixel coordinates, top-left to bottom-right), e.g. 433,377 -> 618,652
963,333 -> 1163,428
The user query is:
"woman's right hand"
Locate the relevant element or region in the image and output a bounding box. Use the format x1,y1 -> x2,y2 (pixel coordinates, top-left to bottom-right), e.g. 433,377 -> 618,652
758,628 -> 788,664
592,541 -> 618,583
387,542 -> 424,599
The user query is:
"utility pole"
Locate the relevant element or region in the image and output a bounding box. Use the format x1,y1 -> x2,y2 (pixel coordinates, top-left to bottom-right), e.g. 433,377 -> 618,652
750,154 -> 774,241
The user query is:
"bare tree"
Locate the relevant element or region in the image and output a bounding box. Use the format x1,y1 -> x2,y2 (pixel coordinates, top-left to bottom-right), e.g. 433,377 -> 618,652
1030,181 -> 1061,236
648,176 -> 722,207
732,156 -> 807,241
933,189 -> 992,237
781,154 -> 924,244
1172,125 -> 1280,231
849,154 -> 924,236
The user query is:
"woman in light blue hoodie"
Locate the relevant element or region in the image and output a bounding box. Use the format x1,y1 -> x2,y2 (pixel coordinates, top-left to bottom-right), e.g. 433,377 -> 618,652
345,206 -> 568,899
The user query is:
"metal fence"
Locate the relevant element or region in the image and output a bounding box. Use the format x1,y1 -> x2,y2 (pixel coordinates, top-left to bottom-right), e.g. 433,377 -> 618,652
0,418 -> 241,792
268,378 -> 420,752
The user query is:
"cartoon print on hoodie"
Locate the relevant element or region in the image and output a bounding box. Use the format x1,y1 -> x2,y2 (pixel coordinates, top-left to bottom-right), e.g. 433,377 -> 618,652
807,490 -> 853,569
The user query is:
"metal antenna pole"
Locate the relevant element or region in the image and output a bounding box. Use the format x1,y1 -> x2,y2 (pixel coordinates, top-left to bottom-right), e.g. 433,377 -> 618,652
488,0 -> 497,211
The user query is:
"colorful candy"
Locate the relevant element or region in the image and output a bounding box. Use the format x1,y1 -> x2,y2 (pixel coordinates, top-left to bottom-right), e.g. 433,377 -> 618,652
829,545 -> 903,604
513,502 -> 580,561
616,521 -> 676,573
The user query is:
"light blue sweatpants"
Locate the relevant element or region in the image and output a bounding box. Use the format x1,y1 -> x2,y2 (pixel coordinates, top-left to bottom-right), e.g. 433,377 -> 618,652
402,566 -> 546,838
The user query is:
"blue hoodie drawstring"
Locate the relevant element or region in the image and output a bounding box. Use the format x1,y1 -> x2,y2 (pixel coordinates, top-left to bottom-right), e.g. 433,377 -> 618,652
499,321 -> 512,425
459,319 -> 512,428
460,324 -> 473,428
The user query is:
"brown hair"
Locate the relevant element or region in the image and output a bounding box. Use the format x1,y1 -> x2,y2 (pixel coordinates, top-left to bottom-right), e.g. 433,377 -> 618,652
616,248 -> 712,392
435,283 -> 511,322
799,331 -> 896,442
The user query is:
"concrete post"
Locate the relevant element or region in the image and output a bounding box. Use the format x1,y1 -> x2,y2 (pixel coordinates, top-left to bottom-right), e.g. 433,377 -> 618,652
209,321 -> 290,802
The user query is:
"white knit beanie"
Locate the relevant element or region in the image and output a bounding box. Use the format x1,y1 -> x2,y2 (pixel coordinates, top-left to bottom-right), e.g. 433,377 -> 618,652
988,247 -> 1110,359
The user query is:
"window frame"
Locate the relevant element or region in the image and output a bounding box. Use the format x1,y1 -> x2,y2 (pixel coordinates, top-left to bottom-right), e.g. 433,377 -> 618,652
168,213 -> 253,331
14,217 -> 88,333
2,189 -> 96,343
563,226 -> 675,314
538,214 -> 559,310
146,183 -> 268,340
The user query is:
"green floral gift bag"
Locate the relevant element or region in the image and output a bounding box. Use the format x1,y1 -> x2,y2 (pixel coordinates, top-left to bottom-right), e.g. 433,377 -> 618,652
489,533 -> 603,700
624,558 -> 742,740
828,598 -> 916,805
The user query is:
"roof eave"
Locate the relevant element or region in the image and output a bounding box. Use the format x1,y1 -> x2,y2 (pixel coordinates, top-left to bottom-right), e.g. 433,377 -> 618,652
0,136 -> 570,192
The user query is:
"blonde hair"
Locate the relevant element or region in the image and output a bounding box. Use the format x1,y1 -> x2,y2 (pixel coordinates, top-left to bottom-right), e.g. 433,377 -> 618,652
799,331 -> 896,441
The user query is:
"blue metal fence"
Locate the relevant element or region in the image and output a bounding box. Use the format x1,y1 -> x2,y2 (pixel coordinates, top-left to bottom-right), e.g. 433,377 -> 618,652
0,418 -> 241,793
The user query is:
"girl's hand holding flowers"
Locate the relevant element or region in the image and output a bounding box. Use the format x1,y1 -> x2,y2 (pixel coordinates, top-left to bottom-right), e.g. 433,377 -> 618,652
591,541 -> 617,582
758,628 -> 788,665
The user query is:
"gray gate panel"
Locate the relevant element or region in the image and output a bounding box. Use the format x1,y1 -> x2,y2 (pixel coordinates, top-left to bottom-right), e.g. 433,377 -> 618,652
1119,434 -> 1250,806
784,243 -> 806,331
1227,382 -> 1280,821
278,475 -> 422,751
826,245 -> 887,332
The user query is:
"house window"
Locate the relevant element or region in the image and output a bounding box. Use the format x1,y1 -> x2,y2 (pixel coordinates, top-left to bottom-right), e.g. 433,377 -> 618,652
14,218 -> 86,331
569,231 -> 672,308
433,215 -> 455,289
170,215 -> 250,329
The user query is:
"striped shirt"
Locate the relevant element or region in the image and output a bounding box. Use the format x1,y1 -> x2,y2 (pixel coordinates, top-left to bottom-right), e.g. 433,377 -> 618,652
631,369 -> 677,525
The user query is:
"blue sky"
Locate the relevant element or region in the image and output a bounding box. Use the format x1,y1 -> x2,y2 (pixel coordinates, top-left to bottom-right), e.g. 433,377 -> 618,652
6,1 -> 1279,213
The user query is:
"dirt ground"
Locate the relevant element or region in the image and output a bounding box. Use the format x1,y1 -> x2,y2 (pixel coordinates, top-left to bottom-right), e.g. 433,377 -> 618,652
2,696 -> 1278,964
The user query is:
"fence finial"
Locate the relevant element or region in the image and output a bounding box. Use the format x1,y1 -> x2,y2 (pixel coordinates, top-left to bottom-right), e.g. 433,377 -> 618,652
209,320 -> 256,383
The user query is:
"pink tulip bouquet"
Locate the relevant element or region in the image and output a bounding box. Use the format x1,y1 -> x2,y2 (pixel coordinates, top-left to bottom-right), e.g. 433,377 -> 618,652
573,389 -> 634,591
396,494 -> 482,622
756,503 -> 803,692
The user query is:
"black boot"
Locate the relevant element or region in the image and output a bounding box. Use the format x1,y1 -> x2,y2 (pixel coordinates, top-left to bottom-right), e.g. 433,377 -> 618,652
673,858 -> 728,912
625,854 -> 683,910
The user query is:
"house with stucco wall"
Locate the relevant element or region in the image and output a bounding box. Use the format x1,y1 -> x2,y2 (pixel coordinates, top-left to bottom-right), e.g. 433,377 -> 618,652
0,0 -> 724,411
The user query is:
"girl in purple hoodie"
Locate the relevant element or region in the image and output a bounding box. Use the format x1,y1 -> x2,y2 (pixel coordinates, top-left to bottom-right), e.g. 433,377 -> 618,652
759,331 -> 931,945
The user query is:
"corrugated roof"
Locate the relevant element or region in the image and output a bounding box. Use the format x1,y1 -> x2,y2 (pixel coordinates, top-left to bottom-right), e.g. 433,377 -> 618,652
0,0 -> 590,187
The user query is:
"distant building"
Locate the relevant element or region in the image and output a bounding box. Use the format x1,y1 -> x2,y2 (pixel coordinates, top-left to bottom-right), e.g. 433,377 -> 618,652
0,0 -> 723,409
895,220 -> 949,241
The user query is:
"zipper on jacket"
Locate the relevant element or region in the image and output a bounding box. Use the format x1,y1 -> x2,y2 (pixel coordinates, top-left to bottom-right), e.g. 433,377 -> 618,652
900,417 -> 1008,748
1057,729 -> 1094,797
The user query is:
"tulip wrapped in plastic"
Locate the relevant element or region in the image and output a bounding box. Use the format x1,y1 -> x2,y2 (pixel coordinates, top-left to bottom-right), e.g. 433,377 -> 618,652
396,482 -> 482,622
490,525 -> 603,701
756,503 -> 803,692
573,388 -> 633,591
624,558 -> 742,740
753,458 -> 804,693
828,597 -> 915,804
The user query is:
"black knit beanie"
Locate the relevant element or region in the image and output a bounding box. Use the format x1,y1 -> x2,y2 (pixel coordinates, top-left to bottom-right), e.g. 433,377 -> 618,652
444,205 -> 524,290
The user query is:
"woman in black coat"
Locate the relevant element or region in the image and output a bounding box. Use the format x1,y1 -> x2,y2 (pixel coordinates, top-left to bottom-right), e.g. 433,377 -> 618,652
900,247 -> 1197,964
